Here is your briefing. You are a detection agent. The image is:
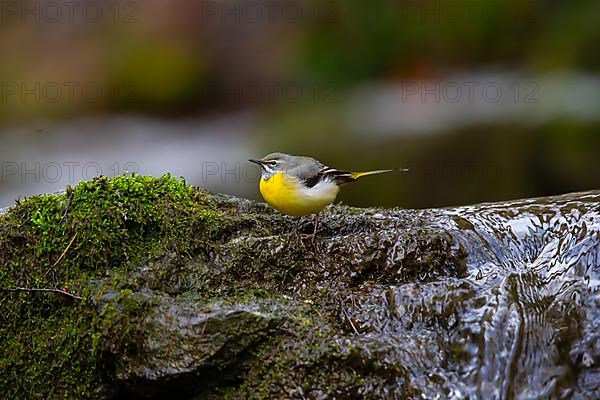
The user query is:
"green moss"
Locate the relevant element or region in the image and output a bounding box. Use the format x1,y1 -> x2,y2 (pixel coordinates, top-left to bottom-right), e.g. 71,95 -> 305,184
0,174 -> 223,399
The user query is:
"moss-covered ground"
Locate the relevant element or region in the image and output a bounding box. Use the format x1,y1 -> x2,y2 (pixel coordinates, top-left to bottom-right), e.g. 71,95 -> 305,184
0,174 -> 223,398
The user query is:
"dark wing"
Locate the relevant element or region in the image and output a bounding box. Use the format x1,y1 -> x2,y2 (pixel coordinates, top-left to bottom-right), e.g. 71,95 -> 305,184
304,167 -> 399,187
303,167 -> 356,188
286,157 -> 358,188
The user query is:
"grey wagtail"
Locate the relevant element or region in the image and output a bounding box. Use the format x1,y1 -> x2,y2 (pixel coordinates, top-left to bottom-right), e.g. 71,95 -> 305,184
249,152 -> 407,241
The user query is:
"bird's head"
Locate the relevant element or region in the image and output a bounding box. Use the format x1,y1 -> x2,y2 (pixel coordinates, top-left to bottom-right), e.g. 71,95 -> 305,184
249,152 -> 293,179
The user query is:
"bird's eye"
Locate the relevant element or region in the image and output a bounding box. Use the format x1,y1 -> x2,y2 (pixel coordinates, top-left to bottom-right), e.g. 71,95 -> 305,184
269,161 -> 277,166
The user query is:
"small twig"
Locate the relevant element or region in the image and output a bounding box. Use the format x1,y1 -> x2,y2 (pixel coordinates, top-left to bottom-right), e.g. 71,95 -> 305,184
43,232 -> 78,278
200,319 -> 208,336
0,286 -> 83,300
342,308 -> 359,335
337,294 -> 359,335
278,327 -> 298,337
60,190 -> 74,222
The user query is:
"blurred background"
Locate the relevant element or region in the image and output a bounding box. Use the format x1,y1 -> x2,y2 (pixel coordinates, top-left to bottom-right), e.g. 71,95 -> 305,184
1,0 -> 599,209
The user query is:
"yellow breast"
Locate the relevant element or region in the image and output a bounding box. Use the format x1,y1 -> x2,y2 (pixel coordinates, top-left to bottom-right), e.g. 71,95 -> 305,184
259,172 -> 339,216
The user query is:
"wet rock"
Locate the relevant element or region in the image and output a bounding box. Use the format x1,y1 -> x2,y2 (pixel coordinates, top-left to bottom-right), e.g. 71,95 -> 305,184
97,289 -> 284,398
1,176 -> 599,399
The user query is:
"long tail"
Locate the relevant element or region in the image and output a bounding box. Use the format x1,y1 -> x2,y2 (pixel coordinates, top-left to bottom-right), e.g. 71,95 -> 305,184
351,169 -> 407,179
326,168 -> 408,185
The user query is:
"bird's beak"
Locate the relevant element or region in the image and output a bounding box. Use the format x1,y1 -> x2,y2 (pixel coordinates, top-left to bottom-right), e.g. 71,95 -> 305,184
248,159 -> 262,165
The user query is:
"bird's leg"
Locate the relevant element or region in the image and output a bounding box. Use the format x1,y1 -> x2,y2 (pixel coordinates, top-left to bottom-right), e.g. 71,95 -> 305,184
293,216 -> 302,235
310,214 -> 319,243
286,216 -> 302,244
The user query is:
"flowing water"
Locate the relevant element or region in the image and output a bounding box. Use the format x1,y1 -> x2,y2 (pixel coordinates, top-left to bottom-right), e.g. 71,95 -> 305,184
342,192 -> 600,399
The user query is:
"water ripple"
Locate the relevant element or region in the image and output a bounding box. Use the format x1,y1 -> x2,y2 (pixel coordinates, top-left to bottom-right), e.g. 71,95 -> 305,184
344,191 -> 600,398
